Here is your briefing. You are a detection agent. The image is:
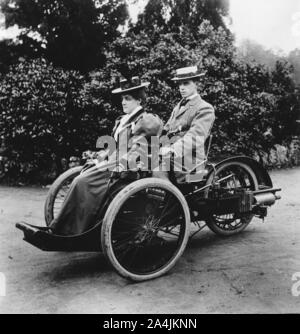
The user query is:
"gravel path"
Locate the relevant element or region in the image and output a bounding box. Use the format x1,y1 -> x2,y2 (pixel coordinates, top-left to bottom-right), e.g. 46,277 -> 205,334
0,168 -> 300,314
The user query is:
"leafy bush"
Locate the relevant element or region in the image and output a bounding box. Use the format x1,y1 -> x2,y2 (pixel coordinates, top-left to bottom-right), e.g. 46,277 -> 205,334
102,21 -> 299,160
0,58 -> 116,183
0,21 -> 299,184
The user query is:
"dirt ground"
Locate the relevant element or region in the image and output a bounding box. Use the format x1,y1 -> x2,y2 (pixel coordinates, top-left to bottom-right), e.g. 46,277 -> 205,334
0,167 -> 300,314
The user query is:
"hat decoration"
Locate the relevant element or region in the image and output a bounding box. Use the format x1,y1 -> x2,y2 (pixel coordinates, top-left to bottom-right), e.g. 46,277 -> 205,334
171,66 -> 205,82
112,76 -> 150,94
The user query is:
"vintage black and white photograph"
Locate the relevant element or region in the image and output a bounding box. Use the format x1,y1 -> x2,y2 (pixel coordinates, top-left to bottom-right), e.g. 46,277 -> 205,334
0,0 -> 300,315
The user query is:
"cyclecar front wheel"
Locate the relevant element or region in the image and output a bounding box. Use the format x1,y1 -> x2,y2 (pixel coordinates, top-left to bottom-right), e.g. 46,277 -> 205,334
101,178 -> 191,281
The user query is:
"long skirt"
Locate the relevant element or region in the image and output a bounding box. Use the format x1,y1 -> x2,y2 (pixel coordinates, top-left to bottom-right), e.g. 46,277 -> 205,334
50,165 -> 124,236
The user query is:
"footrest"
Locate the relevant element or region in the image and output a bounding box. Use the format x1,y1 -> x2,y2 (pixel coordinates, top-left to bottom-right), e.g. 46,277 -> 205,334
15,222 -> 102,252
16,222 -> 63,251
16,222 -> 50,234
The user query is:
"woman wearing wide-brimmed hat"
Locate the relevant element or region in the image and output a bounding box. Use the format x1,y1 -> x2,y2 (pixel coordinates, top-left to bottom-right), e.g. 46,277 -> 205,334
49,77 -> 163,236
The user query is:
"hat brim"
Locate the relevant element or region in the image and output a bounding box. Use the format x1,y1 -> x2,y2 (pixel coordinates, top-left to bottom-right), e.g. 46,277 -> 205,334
112,82 -> 150,94
171,73 -> 205,82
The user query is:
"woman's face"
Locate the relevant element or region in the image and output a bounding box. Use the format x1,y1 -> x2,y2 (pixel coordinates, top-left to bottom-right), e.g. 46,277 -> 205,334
121,94 -> 141,114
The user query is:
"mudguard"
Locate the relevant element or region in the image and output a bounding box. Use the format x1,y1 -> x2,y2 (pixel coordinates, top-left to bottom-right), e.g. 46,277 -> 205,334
207,156 -> 273,188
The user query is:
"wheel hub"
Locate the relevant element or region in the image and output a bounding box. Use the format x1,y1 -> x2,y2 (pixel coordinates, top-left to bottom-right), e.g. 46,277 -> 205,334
134,216 -> 159,243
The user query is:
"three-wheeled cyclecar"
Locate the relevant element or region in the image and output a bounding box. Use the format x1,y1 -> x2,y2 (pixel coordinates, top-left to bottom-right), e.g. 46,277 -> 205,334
16,137 -> 281,281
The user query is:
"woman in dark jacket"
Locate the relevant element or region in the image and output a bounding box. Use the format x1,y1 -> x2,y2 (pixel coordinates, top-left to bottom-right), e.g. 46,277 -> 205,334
49,77 -> 163,236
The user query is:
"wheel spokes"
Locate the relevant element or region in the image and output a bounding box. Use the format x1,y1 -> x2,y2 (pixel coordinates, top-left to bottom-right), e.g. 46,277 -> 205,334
111,187 -> 186,274
208,165 -> 256,230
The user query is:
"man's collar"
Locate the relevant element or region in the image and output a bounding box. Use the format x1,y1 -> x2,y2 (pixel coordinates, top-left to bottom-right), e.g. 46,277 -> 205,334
187,94 -> 201,106
179,93 -> 200,106
186,93 -> 199,101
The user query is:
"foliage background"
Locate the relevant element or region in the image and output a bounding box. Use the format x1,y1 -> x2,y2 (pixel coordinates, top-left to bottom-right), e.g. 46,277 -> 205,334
0,0 -> 299,184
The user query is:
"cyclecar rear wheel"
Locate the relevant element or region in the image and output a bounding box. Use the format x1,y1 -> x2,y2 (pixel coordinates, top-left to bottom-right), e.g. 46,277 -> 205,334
205,162 -> 258,236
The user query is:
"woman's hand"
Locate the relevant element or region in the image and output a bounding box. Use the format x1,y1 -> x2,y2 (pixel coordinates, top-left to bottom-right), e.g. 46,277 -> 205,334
96,149 -> 109,162
112,163 -> 126,173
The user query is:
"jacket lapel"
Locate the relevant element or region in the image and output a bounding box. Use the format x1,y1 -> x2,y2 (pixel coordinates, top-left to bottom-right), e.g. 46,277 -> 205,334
175,104 -> 189,119
114,108 -> 145,139
112,117 -> 122,136
175,95 -> 202,119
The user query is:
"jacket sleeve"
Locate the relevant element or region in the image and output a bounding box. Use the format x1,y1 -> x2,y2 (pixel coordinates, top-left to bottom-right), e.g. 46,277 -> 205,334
164,106 -> 177,132
132,113 -> 164,137
171,104 -> 215,159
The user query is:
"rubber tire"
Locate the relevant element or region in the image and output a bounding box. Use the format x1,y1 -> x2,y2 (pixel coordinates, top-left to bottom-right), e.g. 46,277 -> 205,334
44,166 -> 83,226
205,162 -> 259,236
101,178 -> 191,282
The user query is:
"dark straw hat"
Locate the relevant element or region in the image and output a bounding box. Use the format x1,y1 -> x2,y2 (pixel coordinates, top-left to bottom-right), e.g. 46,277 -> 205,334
112,76 -> 150,94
